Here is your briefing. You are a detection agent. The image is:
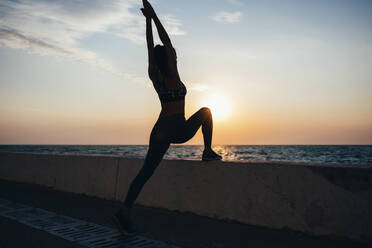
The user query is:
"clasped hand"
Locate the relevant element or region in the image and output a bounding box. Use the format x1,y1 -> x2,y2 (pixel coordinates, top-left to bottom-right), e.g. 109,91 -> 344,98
141,0 -> 156,18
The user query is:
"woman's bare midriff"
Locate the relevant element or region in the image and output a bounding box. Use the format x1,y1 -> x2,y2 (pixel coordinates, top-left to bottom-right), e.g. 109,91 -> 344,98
160,100 -> 185,117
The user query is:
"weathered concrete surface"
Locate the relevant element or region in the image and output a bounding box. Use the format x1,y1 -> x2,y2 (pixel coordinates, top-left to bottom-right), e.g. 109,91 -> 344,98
0,152 -> 57,187
0,153 -> 119,199
53,155 -> 119,199
1,179 -> 369,248
1,152 -> 371,244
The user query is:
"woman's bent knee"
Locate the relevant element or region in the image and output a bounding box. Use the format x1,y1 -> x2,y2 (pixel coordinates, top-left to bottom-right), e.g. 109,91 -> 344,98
200,107 -> 211,113
200,107 -> 212,119
200,107 -> 211,116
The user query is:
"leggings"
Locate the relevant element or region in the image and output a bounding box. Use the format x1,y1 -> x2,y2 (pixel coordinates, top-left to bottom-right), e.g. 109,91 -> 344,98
124,107 -> 213,207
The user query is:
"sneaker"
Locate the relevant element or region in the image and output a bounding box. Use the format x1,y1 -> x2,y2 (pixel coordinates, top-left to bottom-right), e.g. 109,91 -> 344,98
112,211 -> 137,236
202,149 -> 222,161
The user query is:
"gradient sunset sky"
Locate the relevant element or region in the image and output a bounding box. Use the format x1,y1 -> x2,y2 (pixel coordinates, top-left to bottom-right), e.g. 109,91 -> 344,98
0,0 -> 371,145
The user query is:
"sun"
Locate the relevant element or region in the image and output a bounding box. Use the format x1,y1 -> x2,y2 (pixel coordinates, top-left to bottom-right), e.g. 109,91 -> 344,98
203,93 -> 231,121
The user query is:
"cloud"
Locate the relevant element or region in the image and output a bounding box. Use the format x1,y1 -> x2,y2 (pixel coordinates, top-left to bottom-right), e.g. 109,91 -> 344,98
211,11 -> 243,23
0,26 -> 139,82
0,28 -> 71,55
0,0 -> 139,45
0,0 -> 185,80
161,14 -> 186,36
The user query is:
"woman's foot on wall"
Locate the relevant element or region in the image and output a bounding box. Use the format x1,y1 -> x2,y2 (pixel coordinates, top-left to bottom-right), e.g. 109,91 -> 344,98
202,148 -> 222,161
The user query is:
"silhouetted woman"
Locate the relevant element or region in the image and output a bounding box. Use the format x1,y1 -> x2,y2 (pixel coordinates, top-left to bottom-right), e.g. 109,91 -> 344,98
113,0 -> 222,235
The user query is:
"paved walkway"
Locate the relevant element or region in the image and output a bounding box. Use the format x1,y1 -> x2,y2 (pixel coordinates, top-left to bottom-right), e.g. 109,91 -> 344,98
0,180 -> 369,248
0,198 -> 179,248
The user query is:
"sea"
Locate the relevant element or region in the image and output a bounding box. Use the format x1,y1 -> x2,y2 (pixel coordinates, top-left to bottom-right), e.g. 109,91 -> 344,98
0,145 -> 371,166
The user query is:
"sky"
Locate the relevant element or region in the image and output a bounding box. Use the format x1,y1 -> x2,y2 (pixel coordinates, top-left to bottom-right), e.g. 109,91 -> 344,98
0,0 -> 372,145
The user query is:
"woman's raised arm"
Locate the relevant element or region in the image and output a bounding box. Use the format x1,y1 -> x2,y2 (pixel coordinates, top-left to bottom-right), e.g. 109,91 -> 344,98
141,6 -> 157,81
143,0 -> 174,50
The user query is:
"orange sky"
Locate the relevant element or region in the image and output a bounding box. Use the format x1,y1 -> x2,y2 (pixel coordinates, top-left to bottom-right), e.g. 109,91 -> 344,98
1,0 -> 372,145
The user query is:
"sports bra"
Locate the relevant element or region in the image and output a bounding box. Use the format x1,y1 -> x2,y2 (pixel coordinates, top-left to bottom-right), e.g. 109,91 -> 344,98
156,78 -> 187,103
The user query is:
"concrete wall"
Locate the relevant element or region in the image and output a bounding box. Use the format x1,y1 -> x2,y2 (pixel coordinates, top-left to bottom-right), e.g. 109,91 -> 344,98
1,152 -> 371,244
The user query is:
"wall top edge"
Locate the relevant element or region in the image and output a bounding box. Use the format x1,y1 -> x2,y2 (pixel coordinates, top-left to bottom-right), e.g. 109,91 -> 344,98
1,151 -> 371,169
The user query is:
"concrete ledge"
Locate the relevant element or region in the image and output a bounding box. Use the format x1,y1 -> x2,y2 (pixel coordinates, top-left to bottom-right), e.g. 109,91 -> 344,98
0,153 -> 119,199
1,152 -> 371,244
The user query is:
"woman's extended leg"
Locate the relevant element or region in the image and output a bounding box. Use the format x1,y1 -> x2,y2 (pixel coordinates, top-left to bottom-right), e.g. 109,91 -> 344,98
113,139 -> 169,234
113,120 -> 170,234
124,141 -> 170,208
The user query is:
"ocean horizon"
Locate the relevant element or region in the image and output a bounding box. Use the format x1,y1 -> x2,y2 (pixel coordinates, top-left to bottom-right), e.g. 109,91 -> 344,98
1,145 -> 371,166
